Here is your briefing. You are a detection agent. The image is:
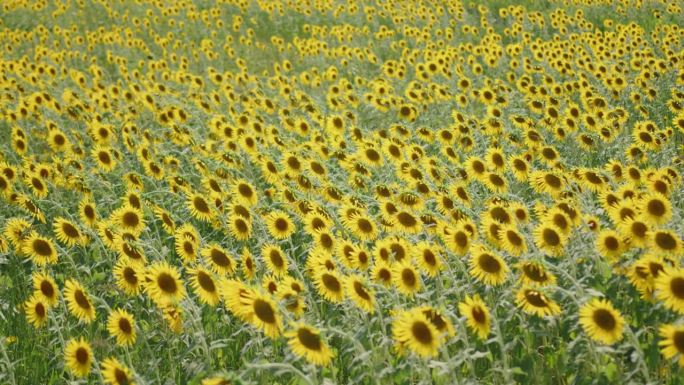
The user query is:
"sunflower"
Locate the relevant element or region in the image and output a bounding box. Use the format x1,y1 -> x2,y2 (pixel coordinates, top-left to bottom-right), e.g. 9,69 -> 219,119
533,224 -> 566,257
162,304 -> 184,333
517,260 -> 556,287
201,244 -> 236,275
392,308 -> 441,358
113,258 -> 143,296
285,323 -> 334,366
658,324 -> 684,367
79,198 -> 98,227
175,235 -> 198,264
64,338 -> 93,378
144,262 -> 186,305
188,266 -> 221,306
233,179 -> 258,206
239,291 -> 283,338
393,260 -> 422,297
262,244 -> 289,277
101,357 -> 135,385
346,275 -> 375,313
469,244 -> 508,286
458,294 -> 491,340
21,232 -> 58,265
52,217 -> 84,247
344,212 -> 378,241
392,210 -> 422,234
595,229 -> 625,261
516,287 -> 561,317
498,226 -> 527,256
639,193 -> 672,225
650,230 -> 682,257
25,172 -> 49,198
655,267 -> 684,314
444,225 -> 471,255
31,271 -> 58,306
413,241 -> 443,277
187,192 -> 214,222
578,298 -> 625,345
371,261 -> 393,287
64,279 -> 96,323
93,146 -> 117,172
314,269 -> 345,303
265,210 -> 295,239
228,214 -> 252,241
24,294 -> 49,328
153,206 -> 176,234
107,309 -> 136,346
241,248 -> 257,280
618,217 -> 651,248
112,205 -> 145,236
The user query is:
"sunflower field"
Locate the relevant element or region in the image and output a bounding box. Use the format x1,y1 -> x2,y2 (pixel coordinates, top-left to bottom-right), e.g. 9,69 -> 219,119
0,0 -> 683,383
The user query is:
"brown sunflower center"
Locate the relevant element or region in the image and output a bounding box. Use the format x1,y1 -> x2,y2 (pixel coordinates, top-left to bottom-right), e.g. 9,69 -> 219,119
41,280 -> 55,297
75,347 -> 89,364
647,199 -> 665,217
74,289 -> 90,309
253,299 -> 276,323
322,273 -> 341,292
592,309 -> 616,331
412,321 -> 433,344
401,268 -> 416,287
269,250 -> 284,268
118,318 -> 132,334
122,212 -> 139,227
193,197 -> 209,213
542,228 -> 560,246
524,290 -> 549,307
357,218 -> 373,233
297,327 -> 322,350
478,253 -> 501,273
670,277 -> 684,299
197,271 -> 216,292
353,281 -> 371,301
673,331 -> 684,353
32,239 -> 53,256
157,273 -> 178,294
274,218 -> 289,232
655,232 -> 676,250
472,306 -> 487,324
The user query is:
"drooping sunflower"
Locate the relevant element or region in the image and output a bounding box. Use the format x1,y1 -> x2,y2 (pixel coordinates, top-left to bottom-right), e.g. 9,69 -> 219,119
265,210 -> 295,239
458,294 -> 491,340
419,306 -> 456,338
107,308 -> 136,346
21,232 -> 58,265
515,287 -> 561,317
64,279 -> 96,323
64,338 -> 93,378
655,267 -> 684,314
469,244 -> 509,286
101,357 -> 135,385
24,294 -> 49,328
144,262 -> 186,305
658,324 -> 684,367
285,323 -> 334,366
188,266 -> 221,306
578,298 -> 625,345
517,260 -> 556,287
392,308 -> 441,358
345,275 -> 375,313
